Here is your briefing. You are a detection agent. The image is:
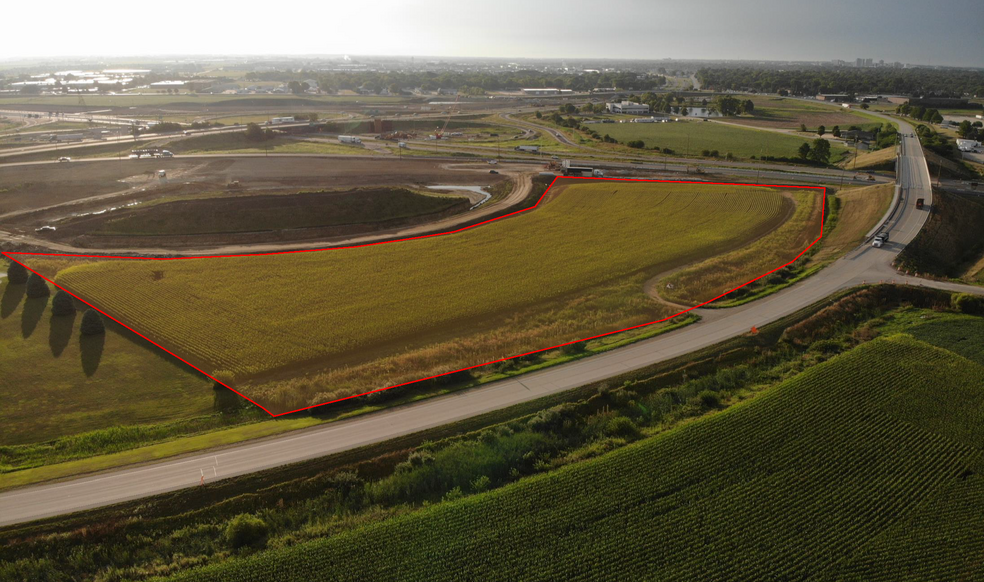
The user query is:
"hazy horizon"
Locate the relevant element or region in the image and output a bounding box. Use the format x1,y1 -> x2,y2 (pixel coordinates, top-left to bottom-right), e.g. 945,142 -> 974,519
2,0 -> 982,68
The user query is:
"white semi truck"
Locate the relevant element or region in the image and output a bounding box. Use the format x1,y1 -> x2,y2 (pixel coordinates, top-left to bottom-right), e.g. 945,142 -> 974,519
338,135 -> 363,145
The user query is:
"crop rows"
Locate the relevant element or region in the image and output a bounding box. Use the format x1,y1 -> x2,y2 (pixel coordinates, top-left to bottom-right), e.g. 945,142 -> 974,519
51,183 -> 791,382
161,334 -> 984,581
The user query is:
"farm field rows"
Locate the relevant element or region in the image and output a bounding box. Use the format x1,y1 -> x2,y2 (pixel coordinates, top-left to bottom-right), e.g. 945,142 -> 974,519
157,333 -> 984,582
24,180 -> 820,413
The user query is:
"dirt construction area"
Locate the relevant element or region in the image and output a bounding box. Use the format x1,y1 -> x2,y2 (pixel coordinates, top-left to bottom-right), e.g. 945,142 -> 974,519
0,156 -> 528,253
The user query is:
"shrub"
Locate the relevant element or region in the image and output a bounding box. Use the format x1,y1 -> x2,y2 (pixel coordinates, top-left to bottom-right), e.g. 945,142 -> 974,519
326,471 -> 364,497
471,475 -> 491,492
697,390 -> 721,409
626,140 -> 645,149
407,450 -> 435,467
701,149 -> 711,157
80,309 -> 105,336
604,416 -> 641,440
51,290 -> 75,316
808,339 -> 845,354
528,404 -> 579,434
6,261 -> 28,284
444,486 -> 464,501
951,293 -> 984,315
561,341 -> 587,355
225,514 -> 269,549
25,272 -> 50,299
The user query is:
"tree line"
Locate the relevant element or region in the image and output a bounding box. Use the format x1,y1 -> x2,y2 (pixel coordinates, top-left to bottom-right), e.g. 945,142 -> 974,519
696,67 -> 984,98
243,70 -> 667,95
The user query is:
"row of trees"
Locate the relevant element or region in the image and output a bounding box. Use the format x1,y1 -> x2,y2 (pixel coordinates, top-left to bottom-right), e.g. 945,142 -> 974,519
797,138 -> 832,164
957,120 -> 983,141
696,66 -> 984,97
294,71 -> 668,95
896,103 -> 945,124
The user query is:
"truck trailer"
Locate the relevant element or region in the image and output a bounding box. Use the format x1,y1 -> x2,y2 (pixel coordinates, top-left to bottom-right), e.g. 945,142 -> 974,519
338,135 -> 363,145
514,145 -> 540,153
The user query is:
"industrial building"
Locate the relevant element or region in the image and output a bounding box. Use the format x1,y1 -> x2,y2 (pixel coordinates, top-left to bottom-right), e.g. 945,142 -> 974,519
606,101 -> 650,114
816,94 -> 852,102
956,139 -> 981,152
521,88 -> 573,96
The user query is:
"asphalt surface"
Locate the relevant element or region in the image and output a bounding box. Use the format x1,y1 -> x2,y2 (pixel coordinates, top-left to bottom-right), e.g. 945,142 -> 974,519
1,114 -> 981,528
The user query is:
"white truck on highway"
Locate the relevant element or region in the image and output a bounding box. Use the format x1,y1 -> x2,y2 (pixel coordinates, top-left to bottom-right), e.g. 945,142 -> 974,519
270,116 -> 296,125
514,145 -> 540,153
338,135 -> 362,145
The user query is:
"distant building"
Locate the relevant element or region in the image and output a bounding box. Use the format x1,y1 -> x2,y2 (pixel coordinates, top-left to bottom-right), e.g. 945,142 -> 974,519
606,101 -> 650,114
909,97 -> 969,108
817,94 -> 852,102
956,139 -> 981,152
522,88 -> 559,96
841,130 -> 876,142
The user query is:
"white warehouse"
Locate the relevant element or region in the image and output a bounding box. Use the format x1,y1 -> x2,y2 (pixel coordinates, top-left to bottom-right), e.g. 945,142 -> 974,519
606,101 -> 650,115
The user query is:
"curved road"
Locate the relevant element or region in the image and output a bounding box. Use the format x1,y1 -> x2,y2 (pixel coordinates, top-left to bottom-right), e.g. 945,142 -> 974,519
1,116 -> 981,528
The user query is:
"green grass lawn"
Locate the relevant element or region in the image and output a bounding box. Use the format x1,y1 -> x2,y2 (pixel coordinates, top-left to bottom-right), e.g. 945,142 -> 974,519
0,278 -> 213,447
591,119 -> 849,161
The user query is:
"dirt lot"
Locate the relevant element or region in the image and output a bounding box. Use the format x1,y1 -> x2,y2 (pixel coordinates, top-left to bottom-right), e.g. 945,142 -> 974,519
0,156 -> 507,219
0,156 -> 525,252
51,187 -> 473,249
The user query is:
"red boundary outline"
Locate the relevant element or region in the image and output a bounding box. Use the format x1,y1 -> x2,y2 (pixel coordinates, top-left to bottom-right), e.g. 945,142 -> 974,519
3,177 -> 826,417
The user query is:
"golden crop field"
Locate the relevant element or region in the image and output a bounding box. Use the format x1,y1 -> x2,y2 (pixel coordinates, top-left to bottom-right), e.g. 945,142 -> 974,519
45,180 -> 814,409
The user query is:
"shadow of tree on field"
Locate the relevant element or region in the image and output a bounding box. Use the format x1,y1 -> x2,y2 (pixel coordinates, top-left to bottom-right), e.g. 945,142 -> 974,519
21,296 -> 49,339
49,311 -> 76,358
80,333 -> 105,377
1,283 -> 25,319
214,385 -> 247,413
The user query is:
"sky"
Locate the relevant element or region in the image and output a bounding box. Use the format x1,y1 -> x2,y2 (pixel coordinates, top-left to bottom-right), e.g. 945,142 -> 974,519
2,0 -> 982,68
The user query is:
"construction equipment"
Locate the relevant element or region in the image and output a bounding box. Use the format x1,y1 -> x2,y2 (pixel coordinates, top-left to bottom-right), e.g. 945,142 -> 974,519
434,93 -> 460,140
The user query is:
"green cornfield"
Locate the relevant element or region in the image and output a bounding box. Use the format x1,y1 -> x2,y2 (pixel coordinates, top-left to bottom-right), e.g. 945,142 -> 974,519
48,181 -> 806,387
158,334 -> 984,581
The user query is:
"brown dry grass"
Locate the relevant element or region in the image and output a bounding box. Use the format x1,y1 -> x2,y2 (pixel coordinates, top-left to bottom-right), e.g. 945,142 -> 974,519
814,184 -> 894,260
659,190 -> 823,306
838,147 -> 896,170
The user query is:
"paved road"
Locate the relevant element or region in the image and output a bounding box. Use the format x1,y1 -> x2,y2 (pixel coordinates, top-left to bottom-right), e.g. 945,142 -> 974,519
1,115 -> 981,527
